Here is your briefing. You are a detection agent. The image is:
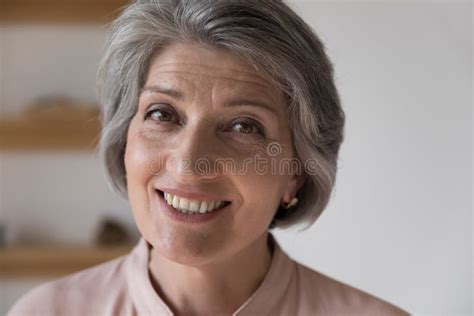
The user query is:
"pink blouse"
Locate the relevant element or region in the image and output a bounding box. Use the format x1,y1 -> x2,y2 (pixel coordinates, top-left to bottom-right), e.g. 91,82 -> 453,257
8,234 -> 410,315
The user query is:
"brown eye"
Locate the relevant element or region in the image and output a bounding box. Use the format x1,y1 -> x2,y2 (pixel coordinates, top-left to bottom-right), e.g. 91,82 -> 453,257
233,122 -> 256,134
144,106 -> 178,123
228,119 -> 266,138
152,109 -> 172,121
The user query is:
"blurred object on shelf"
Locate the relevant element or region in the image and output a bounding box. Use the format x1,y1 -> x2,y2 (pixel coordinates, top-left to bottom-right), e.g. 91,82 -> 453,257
0,245 -> 132,278
1,0 -> 130,24
24,95 -> 99,121
95,217 -> 132,246
0,217 -> 135,278
0,96 -> 101,151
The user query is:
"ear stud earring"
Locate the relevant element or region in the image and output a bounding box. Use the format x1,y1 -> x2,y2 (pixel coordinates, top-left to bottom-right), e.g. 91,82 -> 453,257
282,197 -> 298,209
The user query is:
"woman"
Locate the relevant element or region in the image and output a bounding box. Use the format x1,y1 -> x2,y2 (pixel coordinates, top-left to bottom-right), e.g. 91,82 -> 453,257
9,0 -> 410,315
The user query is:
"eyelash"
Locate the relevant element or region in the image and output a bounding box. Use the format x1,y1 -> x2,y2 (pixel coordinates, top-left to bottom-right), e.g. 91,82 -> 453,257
143,107 -> 180,124
143,106 -> 267,139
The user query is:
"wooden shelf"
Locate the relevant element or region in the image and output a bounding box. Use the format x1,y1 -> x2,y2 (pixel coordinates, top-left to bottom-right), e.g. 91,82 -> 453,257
1,0 -> 130,24
0,117 -> 101,151
0,245 -> 134,278
0,104 -> 101,151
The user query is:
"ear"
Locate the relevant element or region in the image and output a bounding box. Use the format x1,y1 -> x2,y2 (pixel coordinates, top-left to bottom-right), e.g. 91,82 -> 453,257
281,173 -> 306,204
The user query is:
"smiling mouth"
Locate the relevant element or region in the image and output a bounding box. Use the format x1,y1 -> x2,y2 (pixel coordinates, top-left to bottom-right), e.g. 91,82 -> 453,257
157,190 -> 231,214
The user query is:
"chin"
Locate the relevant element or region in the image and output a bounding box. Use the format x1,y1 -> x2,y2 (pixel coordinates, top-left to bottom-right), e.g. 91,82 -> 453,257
146,227 -> 231,266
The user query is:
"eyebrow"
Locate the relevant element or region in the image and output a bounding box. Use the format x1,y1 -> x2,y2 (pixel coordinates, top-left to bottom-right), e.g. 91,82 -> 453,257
141,85 -> 184,100
141,85 -> 279,117
225,98 -> 279,118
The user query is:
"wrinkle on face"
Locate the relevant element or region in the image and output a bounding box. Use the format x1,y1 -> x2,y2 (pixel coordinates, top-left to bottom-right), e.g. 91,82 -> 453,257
125,41 -> 297,267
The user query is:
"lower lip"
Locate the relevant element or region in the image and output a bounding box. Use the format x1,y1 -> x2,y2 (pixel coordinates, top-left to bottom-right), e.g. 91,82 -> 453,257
155,190 -> 231,224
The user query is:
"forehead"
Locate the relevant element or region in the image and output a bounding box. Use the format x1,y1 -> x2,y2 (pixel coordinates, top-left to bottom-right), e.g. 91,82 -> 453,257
145,42 -> 280,94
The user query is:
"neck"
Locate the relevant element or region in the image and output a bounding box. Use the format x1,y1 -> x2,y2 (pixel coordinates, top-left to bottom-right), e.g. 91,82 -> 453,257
148,232 -> 273,315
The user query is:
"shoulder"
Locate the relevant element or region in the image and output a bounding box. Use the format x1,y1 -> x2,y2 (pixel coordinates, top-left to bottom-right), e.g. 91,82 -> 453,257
292,261 -> 410,316
7,255 -> 130,316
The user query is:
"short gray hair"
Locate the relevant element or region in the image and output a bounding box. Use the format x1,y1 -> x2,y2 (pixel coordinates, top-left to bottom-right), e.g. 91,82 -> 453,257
97,0 -> 345,230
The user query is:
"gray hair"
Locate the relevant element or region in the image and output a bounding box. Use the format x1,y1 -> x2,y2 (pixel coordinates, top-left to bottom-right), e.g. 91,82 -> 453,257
97,0 -> 345,230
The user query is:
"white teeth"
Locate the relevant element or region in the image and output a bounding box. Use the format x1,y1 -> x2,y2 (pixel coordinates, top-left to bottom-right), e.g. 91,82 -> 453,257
179,198 -> 189,210
189,201 -> 200,212
163,192 -> 227,214
172,195 -> 180,209
207,201 -> 216,212
199,201 -> 209,214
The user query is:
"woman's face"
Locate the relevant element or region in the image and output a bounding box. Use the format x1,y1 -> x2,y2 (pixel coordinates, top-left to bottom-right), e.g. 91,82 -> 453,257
125,42 -> 302,265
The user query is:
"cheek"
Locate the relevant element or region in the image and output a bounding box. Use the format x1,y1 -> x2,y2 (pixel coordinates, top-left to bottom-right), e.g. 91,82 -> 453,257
124,129 -> 166,233
242,176 -> 284,208
124,127 -> 166,187
234,160 -> 291,228
124,139 -> 151,189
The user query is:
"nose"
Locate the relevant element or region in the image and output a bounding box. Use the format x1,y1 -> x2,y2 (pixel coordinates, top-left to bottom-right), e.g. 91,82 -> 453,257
166,119 -> 223,183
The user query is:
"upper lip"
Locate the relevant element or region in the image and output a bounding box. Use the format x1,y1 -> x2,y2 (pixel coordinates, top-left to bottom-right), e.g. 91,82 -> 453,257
157,187 -> 231,202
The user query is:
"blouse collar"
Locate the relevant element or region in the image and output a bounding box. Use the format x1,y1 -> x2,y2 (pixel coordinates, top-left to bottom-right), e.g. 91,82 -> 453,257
125,232 -> 294,315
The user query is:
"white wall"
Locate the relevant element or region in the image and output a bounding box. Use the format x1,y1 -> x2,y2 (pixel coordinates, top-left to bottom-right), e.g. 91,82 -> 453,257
0,1 -> 471,315
274,1 -> 472,315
